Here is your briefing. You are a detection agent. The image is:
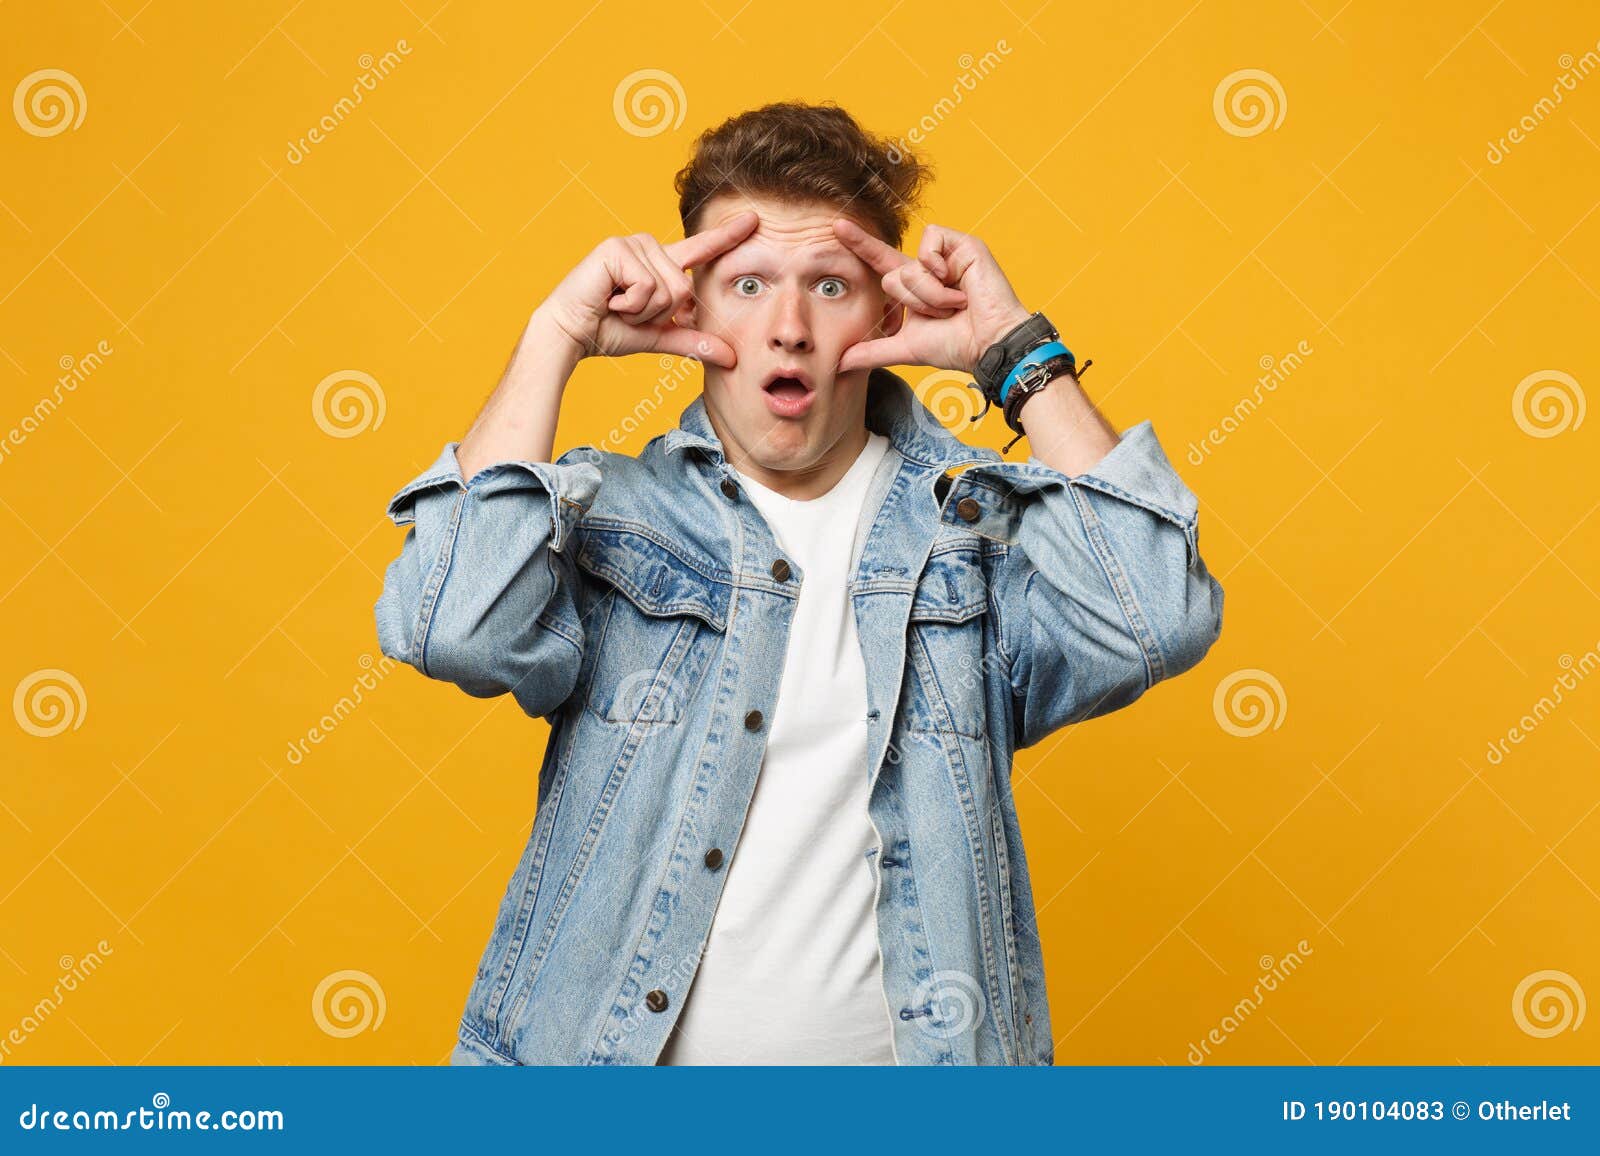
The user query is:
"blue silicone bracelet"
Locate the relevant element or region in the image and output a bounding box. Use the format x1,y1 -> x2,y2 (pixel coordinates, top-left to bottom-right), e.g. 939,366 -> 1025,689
998,340 -> 1073,404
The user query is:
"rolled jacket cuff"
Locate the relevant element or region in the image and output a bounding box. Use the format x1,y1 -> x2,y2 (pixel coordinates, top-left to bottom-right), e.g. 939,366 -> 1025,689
949,420 -> 1201,566
383,441 -> 603,555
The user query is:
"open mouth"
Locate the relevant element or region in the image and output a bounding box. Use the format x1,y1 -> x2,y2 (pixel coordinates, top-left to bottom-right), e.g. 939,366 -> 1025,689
761,368 -> 814,400
760,367 -> 817,418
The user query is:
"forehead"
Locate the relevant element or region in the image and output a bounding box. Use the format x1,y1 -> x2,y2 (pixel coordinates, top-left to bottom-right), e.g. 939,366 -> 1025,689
700,194 -> 868,268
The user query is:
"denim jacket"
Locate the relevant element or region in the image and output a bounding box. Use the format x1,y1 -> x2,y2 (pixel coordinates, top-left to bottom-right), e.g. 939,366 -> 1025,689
374,367 -> 1224,1066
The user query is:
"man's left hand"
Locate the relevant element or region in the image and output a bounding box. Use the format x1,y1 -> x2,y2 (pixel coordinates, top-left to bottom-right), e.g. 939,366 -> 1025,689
833,218 -> 1032,376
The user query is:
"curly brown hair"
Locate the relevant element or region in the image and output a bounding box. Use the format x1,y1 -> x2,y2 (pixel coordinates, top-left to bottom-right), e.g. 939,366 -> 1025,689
674,100 -> 931,249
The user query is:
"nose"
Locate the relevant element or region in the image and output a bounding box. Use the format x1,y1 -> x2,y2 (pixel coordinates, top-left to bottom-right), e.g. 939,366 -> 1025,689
767,287 -> 812,354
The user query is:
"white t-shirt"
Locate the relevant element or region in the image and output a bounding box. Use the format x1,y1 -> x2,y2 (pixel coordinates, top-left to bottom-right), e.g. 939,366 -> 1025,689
657,430 -> 897,1065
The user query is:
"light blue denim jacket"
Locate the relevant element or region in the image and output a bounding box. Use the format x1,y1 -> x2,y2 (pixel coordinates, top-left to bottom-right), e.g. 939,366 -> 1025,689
374,367 -> 1224,1066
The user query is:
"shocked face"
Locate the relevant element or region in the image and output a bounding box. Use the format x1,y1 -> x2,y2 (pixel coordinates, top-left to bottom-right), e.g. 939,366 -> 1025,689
684,194 -> 901,486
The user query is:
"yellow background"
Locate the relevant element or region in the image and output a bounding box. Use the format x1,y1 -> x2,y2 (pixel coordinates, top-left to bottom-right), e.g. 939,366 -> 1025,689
2,0 -> 1596,1065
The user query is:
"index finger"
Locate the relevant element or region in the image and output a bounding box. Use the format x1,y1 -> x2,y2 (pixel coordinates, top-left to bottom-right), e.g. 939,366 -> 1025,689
664,210 -> 760,269
832,216 -> 908,277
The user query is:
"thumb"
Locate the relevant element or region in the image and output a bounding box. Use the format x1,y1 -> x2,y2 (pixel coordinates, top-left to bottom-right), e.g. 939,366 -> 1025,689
838,334 -> 915,375
652,325 -> 737,369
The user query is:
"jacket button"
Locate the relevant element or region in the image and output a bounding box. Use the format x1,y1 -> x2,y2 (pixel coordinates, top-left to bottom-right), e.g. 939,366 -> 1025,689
955,496 -> 981,522
720,477 -> 738,499
644,989 -> 669,1013
770,557 -> 791,582
704,847 -> 724,870
744,709 -> 764,731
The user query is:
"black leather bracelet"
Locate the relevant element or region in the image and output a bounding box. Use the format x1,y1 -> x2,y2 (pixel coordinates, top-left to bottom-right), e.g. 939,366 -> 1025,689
973,312 -> 1057,402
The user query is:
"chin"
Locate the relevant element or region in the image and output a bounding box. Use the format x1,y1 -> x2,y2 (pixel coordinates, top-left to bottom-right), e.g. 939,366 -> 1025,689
706,362 -> 857,451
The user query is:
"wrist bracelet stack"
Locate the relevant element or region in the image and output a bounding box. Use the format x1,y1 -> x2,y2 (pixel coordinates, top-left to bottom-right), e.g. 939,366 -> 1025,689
966,310 -> 1093,455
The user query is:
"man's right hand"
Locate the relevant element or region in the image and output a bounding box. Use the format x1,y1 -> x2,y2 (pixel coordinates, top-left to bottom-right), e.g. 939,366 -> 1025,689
534,210 -> 758,369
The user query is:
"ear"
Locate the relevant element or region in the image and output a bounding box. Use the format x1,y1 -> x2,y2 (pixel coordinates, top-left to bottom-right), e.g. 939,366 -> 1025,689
678,270 -> 702,328
878,296 -> 904,338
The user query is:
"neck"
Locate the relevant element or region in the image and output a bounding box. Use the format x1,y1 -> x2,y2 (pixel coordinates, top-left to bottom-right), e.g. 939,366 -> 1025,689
712,415 -> 872,501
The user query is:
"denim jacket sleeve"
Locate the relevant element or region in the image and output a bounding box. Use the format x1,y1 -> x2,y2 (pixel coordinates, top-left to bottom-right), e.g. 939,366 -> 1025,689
958,419 -> 1224,750
373,440 -> 602,720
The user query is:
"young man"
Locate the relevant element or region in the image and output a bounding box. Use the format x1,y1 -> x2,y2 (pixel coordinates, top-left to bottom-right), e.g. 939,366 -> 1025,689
374,101 -> 1224,1066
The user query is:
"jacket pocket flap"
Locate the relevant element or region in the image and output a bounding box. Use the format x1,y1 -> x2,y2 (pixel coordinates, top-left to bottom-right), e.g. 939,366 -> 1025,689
910,548 -> 988,624
576,524 -> 730,632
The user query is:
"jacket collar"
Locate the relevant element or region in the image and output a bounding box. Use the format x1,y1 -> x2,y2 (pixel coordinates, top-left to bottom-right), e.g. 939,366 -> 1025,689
662,367 -> 991,472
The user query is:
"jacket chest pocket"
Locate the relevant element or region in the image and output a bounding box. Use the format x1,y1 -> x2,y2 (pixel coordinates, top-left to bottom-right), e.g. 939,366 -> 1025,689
900,546 -> 990,738
575,524 -> 730,727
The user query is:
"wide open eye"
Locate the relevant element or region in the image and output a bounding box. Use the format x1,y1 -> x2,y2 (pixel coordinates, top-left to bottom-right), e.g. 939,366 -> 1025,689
733,276 -> 763,297
816,277 -> 846,298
